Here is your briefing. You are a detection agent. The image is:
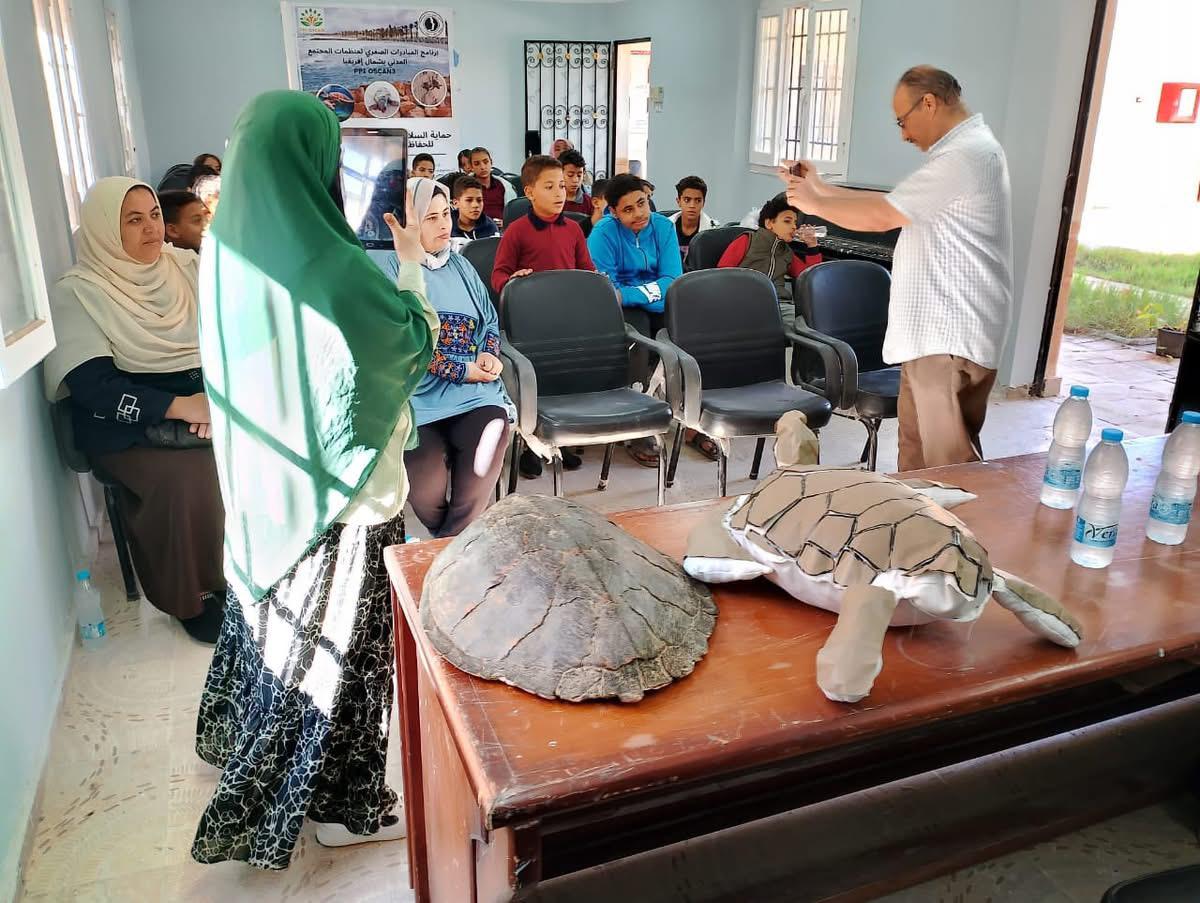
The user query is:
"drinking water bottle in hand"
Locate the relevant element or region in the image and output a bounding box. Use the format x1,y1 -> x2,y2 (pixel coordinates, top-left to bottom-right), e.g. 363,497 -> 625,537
1071,429 -> 1128,569
75,569 -> 106,650
1041,385 -> 1092,509
1146,411 -> 1200,546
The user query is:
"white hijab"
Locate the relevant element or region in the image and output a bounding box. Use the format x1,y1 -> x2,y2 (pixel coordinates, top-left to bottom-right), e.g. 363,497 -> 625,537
409,177 -> 453,271
44,177 -> 201,400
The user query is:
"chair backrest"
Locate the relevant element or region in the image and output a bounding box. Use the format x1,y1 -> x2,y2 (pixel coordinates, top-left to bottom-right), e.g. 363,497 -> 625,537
460,237 -> 502,310
437,171 -> 462,190
500,172 -> 523,195
684,226 -> 753,272
658,208 -> 679,219
156,163 -> 193,193
794,260 -> 892,373
564,210 -> 592,237
501,270 -> 629,397
665,269 -> 785,390
51,399 -> 90,473
503,197 -> 532,225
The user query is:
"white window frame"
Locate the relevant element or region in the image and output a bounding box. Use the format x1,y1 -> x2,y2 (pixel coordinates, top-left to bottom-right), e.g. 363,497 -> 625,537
32,0 -> 96,230
0,36 -> 55,389
106,10 -> 138,178
749,0 -> 860,178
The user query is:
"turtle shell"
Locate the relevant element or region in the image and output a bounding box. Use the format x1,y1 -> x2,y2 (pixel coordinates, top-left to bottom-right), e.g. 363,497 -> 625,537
728,468 -> 993,598
420,495 -> 717,703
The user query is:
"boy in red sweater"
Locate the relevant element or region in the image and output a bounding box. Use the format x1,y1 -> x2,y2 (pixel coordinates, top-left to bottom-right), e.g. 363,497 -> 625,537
491,154 -> 595,478
718,195 -> 822,328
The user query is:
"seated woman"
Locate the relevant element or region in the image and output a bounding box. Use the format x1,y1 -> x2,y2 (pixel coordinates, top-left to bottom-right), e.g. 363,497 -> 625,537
719,194 -> 823,328
44,177 -> 225,643
395,179 -> 513,537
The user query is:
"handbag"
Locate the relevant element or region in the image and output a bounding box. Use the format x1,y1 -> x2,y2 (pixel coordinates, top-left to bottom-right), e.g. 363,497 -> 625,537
144,419 -> 213,449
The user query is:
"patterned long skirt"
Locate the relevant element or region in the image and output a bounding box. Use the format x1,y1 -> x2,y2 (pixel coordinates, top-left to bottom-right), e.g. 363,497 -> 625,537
191,515 -> 404,869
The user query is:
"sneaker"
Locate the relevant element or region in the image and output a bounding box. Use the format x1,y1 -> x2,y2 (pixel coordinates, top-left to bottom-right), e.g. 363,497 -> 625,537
315,812 -> 407,848
181,592 -> 225,645
519,449 -> 543,479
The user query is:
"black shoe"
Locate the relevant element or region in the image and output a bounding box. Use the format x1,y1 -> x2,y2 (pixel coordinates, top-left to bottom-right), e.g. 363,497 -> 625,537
519,448 -> 543,479
181,592 -> 225,645
562,449 -> 583,471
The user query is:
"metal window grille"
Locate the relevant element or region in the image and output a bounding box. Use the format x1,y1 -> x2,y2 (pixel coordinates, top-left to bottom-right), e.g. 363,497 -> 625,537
524,41 -> 611,179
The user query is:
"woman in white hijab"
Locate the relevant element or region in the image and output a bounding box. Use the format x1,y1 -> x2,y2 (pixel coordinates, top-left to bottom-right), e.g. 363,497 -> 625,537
44,176 -> 226,643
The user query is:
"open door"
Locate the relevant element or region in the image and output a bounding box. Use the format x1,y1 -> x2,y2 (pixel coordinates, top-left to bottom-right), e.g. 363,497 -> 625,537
612,38 -> 652,179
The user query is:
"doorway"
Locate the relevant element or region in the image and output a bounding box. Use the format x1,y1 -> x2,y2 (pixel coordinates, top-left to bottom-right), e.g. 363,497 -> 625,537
1037,0 -> 1199,436
612,39 -> 651,179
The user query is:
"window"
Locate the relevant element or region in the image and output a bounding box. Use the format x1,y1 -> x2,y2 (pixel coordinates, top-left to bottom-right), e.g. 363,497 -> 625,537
0,34 -> 55,388
750,0 -> 860,176
33,0 -> 95,229
106,11 -> 138,178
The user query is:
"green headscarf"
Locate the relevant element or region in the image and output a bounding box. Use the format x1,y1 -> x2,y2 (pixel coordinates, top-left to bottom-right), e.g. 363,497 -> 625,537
197,90 -> 432,601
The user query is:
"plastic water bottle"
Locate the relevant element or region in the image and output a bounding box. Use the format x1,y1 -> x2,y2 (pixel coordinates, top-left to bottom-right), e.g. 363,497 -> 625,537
1146,411 -> 1200,545
1071,429 -> 1129,569
1041,385 -> 1093,509
75,569 -> 106,650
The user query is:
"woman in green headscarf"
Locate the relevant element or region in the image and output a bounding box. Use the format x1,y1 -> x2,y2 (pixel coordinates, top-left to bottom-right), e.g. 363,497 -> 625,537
190,90 -> 438,869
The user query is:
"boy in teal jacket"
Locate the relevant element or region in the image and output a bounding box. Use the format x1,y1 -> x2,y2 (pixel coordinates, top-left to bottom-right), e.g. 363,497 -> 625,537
587,173 -> 682,466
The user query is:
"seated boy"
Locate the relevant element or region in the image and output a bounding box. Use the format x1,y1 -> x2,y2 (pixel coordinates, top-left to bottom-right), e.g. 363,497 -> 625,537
589,178 -> 609,226
469,146 -> 514,224
587,173 -> 682,466
411,153 -> 436,179
491,154 -> 595,478
666,176 -> 718,263
559,149 -> 592,215
718,195 -> 822,328
451,175 -> 499,240
159,189 -> 210,253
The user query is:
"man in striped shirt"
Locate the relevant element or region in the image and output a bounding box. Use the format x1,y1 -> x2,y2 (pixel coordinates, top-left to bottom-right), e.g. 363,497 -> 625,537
783,65 -> 1013,471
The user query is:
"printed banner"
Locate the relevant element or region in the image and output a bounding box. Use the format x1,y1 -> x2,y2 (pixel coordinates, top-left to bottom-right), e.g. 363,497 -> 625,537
283,4 -> 458,172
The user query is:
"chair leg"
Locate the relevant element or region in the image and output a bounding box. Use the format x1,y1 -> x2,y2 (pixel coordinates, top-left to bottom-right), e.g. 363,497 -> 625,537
666,423 -> 684,488
750,437 -> 767,480
104,485 -> 139,602
507,434 -> 522,496
552,449 -> 564,498
864,419 -> 881,472
717,448 -> 728,498
653,434 -> 666,507
597,443 -> 615,491
399,510 -> 407,544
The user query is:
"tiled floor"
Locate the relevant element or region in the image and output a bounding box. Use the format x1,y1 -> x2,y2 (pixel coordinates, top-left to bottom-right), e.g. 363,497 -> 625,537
16,336 -> 1186,902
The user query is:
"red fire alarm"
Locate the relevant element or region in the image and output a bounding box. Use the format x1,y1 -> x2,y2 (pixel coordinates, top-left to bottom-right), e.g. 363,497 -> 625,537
1157,83 -> 1200,123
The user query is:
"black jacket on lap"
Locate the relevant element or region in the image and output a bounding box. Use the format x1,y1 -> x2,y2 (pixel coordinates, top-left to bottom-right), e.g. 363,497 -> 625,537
64,356 -> 203,458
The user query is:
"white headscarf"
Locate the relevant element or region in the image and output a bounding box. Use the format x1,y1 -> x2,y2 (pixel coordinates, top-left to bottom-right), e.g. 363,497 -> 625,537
44,177 -> 201,399
408,177 -> 453,271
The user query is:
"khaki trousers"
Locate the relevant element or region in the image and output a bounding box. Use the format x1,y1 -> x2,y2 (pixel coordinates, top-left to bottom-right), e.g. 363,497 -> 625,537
897,354 -> 997,472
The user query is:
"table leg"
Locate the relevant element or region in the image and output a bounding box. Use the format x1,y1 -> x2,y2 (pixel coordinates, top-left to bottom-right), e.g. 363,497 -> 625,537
393,586 -> 430,900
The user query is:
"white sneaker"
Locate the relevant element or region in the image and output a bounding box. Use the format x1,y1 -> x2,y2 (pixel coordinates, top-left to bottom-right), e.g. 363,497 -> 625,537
314,813 -> 407,848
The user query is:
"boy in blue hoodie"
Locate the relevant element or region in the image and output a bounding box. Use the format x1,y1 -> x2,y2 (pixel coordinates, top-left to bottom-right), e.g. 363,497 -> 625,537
587,173 -> 682,466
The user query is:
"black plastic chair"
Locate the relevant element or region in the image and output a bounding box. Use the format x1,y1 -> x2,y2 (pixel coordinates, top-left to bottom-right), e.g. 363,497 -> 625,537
1102,864 -> 1200,901
461,236 -> 502,311
655,269 -> 834,497
50,400 -> 140,601
502,197 -> 532,225
684,225 -> 753,272
564,210 -> 593,237
792,260 -> 898,471
658,208 -> 680,219
156,163 -> 193,193
499,271 -> 673,504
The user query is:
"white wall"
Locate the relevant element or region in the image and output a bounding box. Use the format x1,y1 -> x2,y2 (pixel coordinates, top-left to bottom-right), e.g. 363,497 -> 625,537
0,0 -> 148,893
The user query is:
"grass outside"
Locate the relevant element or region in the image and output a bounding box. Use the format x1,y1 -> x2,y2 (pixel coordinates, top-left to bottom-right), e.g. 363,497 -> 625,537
1065,246 -> 1197,338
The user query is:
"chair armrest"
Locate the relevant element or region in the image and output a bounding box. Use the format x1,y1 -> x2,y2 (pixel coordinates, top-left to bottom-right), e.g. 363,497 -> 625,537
785,327 -> 858,410
499,334 -> 538,433
652,327 -> 703,427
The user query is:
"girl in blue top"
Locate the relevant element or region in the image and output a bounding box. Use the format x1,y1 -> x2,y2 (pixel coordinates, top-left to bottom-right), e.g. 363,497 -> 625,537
397,179 -> 514,537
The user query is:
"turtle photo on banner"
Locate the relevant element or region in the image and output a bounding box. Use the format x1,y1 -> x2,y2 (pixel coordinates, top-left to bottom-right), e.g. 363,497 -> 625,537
282,3 -> 459,172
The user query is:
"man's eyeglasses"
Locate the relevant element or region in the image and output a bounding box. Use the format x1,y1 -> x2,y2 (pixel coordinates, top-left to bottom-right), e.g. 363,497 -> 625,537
895,94 -> 929,128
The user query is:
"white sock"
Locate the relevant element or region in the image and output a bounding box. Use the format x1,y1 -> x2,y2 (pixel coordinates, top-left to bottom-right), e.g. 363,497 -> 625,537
314,812 -> 407,848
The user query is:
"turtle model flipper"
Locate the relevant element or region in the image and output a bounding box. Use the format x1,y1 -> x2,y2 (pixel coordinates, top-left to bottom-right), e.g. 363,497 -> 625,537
816,584 -> 900,703
683,511 -> 773,584
992,568 -> 1082,648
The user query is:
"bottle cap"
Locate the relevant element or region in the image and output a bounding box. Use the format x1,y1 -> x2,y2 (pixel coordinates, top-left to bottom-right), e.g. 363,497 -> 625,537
1182,411 -> 1200,425
1069,385 -> 1090,398
1101,428 -> 1124,443
76,569 -> 90,581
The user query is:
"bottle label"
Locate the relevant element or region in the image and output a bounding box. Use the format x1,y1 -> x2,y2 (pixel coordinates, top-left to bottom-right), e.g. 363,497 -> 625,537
1149,494 -> 1193,526
80,621 -> 106,640
1074,517 -> 1118,548
1044,464 -> 1082,490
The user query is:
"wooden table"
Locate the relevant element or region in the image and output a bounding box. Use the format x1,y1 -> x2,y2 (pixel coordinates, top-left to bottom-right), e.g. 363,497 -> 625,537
387,437 -> 1198,902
